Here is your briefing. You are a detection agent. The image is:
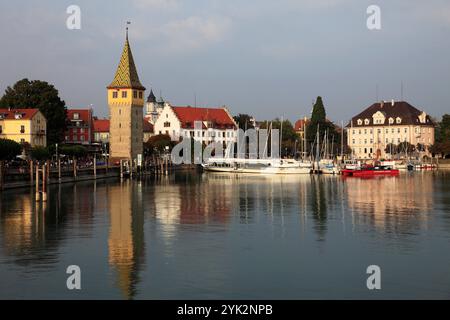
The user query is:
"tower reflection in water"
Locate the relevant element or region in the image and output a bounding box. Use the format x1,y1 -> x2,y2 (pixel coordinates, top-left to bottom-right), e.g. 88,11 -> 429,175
107,180 -> 145,300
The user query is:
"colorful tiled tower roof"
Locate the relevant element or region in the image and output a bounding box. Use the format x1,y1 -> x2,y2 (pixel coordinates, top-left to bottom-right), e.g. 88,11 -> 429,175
107,31 -> 145,90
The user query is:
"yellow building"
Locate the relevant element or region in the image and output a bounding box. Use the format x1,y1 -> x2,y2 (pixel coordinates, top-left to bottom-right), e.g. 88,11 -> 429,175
107,28 -> 145,162
0,108 -> 47,147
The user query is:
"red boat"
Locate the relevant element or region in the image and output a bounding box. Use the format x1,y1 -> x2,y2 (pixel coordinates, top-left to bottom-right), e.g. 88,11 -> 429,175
341,165 -> 399,177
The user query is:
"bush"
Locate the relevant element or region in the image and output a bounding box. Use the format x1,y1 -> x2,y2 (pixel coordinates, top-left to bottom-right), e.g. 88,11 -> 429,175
60,145 -> 88,158
0,139 -> 22,160
30,146 -> 51,161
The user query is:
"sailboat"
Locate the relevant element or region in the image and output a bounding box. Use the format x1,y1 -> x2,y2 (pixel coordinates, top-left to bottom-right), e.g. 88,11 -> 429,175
202,121 -> 312,174
318,129 -> 338,174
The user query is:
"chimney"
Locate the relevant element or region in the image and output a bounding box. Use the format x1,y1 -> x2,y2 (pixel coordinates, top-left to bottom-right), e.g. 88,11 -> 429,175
391,99 -> 395,106
380,101 -> 384,108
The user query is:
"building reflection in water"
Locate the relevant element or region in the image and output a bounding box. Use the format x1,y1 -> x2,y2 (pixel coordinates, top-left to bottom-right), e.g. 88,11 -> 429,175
107,180 -> 145,300
344,174 -> 433,236
0,183 -> 98,268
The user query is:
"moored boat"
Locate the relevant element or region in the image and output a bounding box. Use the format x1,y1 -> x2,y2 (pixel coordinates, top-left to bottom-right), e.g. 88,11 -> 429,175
341,165 -> 399,177
202,158 -> 312,174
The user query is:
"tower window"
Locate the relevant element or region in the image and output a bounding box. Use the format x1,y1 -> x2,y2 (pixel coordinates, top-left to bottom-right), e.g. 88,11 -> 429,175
113,91 -> 118,99
122,91 -> 127,98
139,92 -> 143,99
133,90 -> 137,98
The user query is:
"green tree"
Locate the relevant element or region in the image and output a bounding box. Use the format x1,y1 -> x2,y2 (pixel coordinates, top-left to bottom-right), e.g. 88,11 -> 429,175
385,143 -> 398,155
435,114 -> 450,143
0,139 -> 22,161
310,96 -> 326,123
30,146 -> 51,161
233,114 -> 255,130
0,78 -> 67,145
305,96 -> 340,155
260,119 -> 299,156
0,139 -> 22,189
60,145 -> 87,159
397,141 -> 415,154
430,141 -> 450,158
144,134 -> 174,156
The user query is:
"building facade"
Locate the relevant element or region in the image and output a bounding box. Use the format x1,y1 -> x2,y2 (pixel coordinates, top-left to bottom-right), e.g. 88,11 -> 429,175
93,119 -> 110,144
294,117 -> 309,140
93,119 -> 153,144
153,104 -> 238,145
144,89 -> 168,125
0,108 -> 47,147
107,30 -> 145,162
65,109 -> 94,145
347,100 -> 435,159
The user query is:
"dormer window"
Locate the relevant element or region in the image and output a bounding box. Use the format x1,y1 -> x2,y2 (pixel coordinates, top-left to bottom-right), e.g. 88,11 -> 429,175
388,117 -> 394,124
14,113 -> 23,120
73,113 -> 79,120
357,119 -> 362,125
364,119 -> 370,125
396,117 -> 402,124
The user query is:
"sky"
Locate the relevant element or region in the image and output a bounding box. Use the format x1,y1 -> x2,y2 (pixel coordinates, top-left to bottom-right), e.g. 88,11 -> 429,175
0,0 -> 449,123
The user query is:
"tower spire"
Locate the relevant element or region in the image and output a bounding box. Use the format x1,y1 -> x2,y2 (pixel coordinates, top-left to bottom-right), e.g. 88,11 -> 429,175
107,22 -> 145,90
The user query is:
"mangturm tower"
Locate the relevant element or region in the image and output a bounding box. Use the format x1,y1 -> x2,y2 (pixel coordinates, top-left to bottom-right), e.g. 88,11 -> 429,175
107,26 -> 145,163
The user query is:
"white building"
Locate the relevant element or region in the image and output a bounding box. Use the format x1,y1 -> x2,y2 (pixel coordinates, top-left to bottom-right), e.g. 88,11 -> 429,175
153,104 -> 238,145
144,89 -> 169,124
347,100 -> 435,159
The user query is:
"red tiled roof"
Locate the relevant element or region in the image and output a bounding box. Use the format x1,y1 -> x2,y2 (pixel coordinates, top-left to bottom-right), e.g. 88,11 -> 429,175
294,119 -> 309,131
143,120 -> 153,133
67,109 -> 92,123
171,106 -> 236,129
93,119 -> 154,133
0,108 -> 40,120
93,119 -> 110,132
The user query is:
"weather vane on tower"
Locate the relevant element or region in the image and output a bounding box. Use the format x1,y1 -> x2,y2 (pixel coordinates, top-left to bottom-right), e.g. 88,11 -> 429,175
126,21 -> 131,39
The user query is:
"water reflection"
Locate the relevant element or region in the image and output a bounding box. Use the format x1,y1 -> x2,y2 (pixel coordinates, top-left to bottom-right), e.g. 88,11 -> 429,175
344,174 -> 434,237
0,172 -> 448,299
107,181 -> 145,300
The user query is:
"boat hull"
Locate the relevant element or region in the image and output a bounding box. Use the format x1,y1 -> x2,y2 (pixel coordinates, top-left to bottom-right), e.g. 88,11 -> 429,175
341,169 -> 399,176
202,165 -> 311,175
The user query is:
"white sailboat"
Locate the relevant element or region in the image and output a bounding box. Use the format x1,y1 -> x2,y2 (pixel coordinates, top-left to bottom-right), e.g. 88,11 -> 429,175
202,121 -> 312,174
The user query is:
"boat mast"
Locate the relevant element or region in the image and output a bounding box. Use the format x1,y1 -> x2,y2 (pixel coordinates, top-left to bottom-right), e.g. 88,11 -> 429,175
341,120 -> 344,161
280,117 -> 283,158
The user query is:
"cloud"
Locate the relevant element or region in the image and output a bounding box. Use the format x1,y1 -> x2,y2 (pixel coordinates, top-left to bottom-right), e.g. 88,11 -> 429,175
159,15 -> 232,51
132,0 -> 180,10
260,42 -> 305,60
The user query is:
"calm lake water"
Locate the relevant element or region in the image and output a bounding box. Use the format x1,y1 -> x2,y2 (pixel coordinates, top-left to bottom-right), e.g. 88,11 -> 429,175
0,171 -> 449,299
